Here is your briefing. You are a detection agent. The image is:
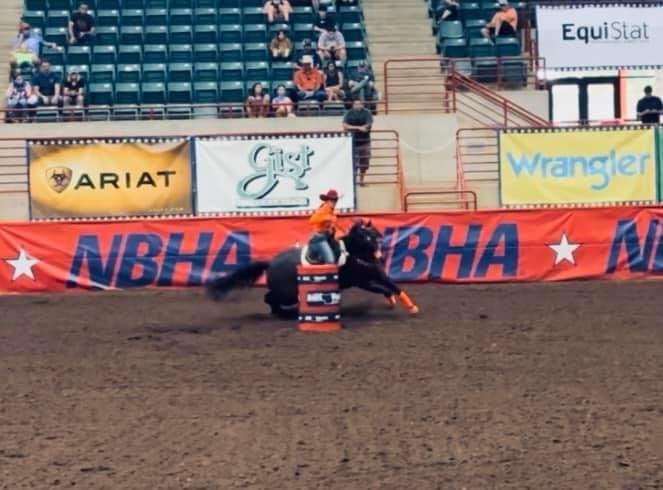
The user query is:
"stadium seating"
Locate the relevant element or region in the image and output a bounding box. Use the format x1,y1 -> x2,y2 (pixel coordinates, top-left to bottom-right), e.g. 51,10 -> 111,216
19,0 -> 372,117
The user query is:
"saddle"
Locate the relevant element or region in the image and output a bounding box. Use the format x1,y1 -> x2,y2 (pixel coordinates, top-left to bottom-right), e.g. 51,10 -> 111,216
301,239 -> 348,267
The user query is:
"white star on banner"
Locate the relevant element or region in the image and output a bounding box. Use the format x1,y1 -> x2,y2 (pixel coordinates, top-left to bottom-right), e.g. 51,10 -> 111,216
548,233 -> 580,266
5,248 -> 39,281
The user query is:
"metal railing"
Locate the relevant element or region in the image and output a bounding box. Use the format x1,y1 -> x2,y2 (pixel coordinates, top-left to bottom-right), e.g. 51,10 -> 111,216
456,127 -> 500,186
403,189 -> 477,211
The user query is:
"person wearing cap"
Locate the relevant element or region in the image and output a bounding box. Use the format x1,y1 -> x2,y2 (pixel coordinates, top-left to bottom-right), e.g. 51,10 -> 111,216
296,39 -> 322,69
10,22 -> 57,70
482,0 -> 518,40
6,73 -> 38,121
308,189 -> 345,264
317,23 -> 346,63
294,55 -> 327,102
347,61 -> 377,103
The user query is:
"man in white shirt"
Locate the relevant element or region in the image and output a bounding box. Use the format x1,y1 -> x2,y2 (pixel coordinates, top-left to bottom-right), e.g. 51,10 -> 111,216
317,23 -> 346,63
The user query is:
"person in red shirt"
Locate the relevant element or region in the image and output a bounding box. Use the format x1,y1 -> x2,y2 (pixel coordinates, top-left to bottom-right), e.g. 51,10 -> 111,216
308,189 -> 344,263
294,55 -> 327,102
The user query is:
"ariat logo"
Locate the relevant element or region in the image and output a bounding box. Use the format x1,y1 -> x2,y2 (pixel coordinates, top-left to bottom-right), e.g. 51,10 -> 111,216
46,167 -> 73,193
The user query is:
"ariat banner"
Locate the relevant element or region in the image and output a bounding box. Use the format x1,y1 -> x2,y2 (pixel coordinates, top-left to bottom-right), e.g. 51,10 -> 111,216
536,4 -> 663,70
499,127 -> 657,206
2,207 -> 663,293
194,133 -> 355,215
28,138 -> 193,218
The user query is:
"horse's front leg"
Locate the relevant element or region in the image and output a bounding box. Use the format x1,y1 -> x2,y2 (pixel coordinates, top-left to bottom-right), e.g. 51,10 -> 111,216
372,268 -> 419,315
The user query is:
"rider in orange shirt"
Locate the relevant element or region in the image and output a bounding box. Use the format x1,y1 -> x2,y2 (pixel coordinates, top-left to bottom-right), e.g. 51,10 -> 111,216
308,189 -> 344,264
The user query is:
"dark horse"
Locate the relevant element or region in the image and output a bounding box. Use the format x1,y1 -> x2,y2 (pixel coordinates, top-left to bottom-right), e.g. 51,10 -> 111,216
206,220 -> 419,317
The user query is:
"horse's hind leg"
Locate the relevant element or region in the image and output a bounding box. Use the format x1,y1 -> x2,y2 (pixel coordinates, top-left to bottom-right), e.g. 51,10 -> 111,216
264,290 -> 298,320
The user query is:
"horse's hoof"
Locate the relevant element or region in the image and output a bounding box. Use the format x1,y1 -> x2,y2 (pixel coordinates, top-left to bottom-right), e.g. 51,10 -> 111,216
385,296 -> 397,308
409,305 -> 419,315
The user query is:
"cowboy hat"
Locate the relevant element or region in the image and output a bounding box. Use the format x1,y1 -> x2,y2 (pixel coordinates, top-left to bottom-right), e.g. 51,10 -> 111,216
319,189 -> 340,201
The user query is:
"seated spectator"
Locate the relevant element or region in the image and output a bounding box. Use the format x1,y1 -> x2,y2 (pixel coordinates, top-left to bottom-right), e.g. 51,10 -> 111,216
263,0 -> 292,23
294,55 -> 326,102
347,60 -> 377,102
32,61 -> 61,107
270,30 -> 292,61
246,82 -> 271,117
313,5 -> 335,35
63,70 -> 85,107
482,0 -> 517,40
318,24 -> 346,64
323,61 -> 344,101
6,73 -> 38,120
435,0 -> 460,22
272,84 -> 294,117
69,2 -> 95,45
296,39 -> 322,69
10,23 -> 57,71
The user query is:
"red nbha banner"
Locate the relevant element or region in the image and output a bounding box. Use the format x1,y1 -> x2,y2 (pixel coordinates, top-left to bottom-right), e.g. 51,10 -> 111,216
1,207 -> 663,293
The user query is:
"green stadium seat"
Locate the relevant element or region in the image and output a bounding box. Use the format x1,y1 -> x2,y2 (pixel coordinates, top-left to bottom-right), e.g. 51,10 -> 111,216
441,38 -> 468,58
323,102 -> 345,116
194,62 -> 218,81
46,10 -> 68,28
48,0 -> 72,9
115,82 -> 141,105
142,63 -> 167,82
194,8 -> 217,24
120,25 -> 144,44
141,82 -> 166,104
41,46 -> 65,66
145,8 -> 168,25
469,37 -> 496,57
501,60 -> 527,86
92,46 -> 116,65
96,26 -> 119,46
464,19 -> 486,39
118,45 -> 142,64
346,41 -> 366,61
97,10 -> 120,27
495,37 -> 521,57
243,24 -> 267,43
292,6 -> 313,24
242,7 -> 263,24
141,106 -> 166,119
144,45 -> 167,63
121,9 -> 144,26
170,8 -> 193,25
170,25 -> 193,44
439,20 -> 463,40
194,24 -> 217,43
193,106 -> 219,119
245,61 -> 269,80
167,106 -> 192,119
219,81 -> 244,103
459,2 -> 482,21
145,25 -> 168,44
89,83 -> 114,106
194,43 -> 218,62
219,8 -> 242,24
116,64 -> 141,83
339,6 -> 362,24
91,64 -> 115,83
481,1 -> 500,20
219,62 -> 244,81
218,0 -> 241,7
67,45 -> 91,65
66,65 -> 89,82
168,82 -> 192,103
25,0 -> 47,10
168,62 -> 193,82
44,27 -> 67,45
244,42 -> 268,61
341,23 -> 363,42
87,107 -> 111,121
113,105 -> 140,120
170,0 -> 195,7
268,23 -> 290,35
219,43 -> 243,62
271,61 -> 294,80
220,24 -> 242,43
193,81 -> 218,103
123,0 -> 145,8
34,108 -> 59,123
22,10 -> 45,30
169,44 -> 193,63
49,64 -> 64,79
145,0 -> 168,7
293,23 -> 313,42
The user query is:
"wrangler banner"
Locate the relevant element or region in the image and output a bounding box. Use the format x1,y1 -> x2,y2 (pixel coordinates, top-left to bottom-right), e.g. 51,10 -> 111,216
28,138 -> 193,219
499,127 -> 657,206
1,207 -> 663,293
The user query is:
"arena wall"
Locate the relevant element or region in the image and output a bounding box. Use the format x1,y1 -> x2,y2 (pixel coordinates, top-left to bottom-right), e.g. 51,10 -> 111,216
497,89 -> 550,121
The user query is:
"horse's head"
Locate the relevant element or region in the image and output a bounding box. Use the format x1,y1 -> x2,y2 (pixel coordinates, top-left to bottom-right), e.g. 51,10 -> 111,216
342,219 -> 383,263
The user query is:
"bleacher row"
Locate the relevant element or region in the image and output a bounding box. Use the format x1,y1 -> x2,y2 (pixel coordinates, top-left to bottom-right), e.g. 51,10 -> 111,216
16,0 -> 369,118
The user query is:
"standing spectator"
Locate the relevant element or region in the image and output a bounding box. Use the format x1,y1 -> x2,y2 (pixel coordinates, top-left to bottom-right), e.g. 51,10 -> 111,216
296,39 -> 322,69
313,5 -> 335,36
62,70 -> 85,107
263,0 -> 292,24
347,60 -> 377,102
294,55 -> 326,102
342,98 -> 373,186
69,2 -> 95,45
317,24 -> 346,63
272,84 -> 294,117
32,61 -> 61,107
323,61 -> 344,101
436,0 -> 460,22
246,82 -> 271,117
270,30 -> 292,60
637,86 -> 663,124
6,74 -> 38,120
10,23 -> 57,71
482,0 -> 517,40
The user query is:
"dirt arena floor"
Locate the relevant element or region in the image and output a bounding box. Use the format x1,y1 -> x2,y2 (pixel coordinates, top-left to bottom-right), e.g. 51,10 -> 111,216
1,281 -> 663,490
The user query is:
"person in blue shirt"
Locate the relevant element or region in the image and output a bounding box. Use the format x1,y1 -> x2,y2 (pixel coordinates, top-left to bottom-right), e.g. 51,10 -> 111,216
10,23 -> 57,71
32,61 -> 61,107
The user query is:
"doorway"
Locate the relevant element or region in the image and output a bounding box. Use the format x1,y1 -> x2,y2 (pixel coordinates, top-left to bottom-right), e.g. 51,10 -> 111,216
548,77 -> 620,125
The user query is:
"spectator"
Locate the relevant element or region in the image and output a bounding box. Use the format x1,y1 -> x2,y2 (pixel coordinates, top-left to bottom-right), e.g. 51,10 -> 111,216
436,0 -> 460,22
69,2 -> 95,45
10,23 -> 57,71
294,55 -> 326,102
246,82 -> 271,118
32,61 -> 61,107
637,86 -> 663,125
263,0 -> 292,23
347,60 -> 377,102
296,39 -> 322,69
313,5 -> 335,35
272,84 -> 294,117
342,98 -> 373,186
270,30 -> 292,60
482,0 -> 517,40
62,70 -> 85,107
323,61 -> 344,101
6,74 -> 38,120
318,24 -> 346,63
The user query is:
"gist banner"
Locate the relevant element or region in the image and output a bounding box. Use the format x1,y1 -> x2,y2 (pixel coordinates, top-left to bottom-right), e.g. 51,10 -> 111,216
499,127 -> 657,206
2,207 -> 663,293
28,138 -> 193,218
194,133 -> 355,214
536,4 -> 663,70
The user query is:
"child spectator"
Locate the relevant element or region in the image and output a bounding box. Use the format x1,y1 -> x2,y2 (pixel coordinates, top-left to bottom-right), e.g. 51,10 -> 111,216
246,82 -> 271,118
323,61 -> 344,101
272,84 -> 294,117
270,30 -> 292,60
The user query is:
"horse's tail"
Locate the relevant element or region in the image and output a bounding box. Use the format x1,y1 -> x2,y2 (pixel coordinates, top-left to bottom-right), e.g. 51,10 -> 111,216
206,261 -> 271,300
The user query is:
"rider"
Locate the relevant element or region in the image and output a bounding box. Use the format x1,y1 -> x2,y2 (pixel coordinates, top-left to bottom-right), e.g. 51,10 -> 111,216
308,189 -> 344,264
